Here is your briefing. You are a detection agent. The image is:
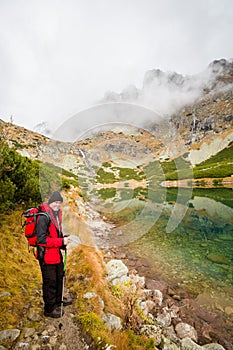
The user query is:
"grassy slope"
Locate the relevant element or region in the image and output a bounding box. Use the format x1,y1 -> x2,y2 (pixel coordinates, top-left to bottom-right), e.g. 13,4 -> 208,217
157,141 -> 233,180
0,209 -> 41,331
97,141 -> 233,184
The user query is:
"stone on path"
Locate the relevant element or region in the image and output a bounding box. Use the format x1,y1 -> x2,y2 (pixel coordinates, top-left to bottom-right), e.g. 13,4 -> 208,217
0,329 -> 20,342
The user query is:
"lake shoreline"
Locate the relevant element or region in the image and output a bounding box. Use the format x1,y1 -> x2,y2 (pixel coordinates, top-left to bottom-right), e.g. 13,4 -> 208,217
102,245 -> 233,350
75,191 -> 233,349
161,176 -> 233,189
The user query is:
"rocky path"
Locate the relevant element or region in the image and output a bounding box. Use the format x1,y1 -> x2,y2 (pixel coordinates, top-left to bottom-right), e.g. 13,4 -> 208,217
13,299 -> 94,350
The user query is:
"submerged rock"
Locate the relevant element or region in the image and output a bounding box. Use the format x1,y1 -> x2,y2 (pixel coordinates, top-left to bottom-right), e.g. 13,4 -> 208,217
206,253 -> 230,265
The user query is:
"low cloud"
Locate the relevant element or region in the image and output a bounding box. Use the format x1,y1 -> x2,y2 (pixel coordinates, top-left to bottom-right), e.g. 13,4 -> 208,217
101,58 -> 233,119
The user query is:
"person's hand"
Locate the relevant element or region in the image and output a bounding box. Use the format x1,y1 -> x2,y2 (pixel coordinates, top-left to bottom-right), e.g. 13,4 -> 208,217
63,236 -> 70,246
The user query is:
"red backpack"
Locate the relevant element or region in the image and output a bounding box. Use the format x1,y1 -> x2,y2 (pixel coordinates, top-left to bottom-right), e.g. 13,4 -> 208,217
22,206 -> 50,247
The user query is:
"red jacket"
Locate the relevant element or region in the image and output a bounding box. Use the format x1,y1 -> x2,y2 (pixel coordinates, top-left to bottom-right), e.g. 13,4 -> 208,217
36,202 -> 64,264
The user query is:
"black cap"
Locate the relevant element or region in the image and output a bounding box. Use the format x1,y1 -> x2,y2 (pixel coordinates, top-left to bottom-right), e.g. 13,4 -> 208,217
48,191 -> 63,204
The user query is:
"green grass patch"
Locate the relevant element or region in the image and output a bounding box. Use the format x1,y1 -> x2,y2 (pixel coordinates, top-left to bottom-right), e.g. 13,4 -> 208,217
198,141 -> 233,166
96,168 -> 117,184
112,166 -> 144,181
97,163 -> 146,185
98,188 -> 117,199
143,142 -> 233,181
194,163 -> 233,179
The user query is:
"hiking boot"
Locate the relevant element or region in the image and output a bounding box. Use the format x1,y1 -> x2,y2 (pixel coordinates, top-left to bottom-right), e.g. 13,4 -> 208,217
62,296 -> 73,306
44,307 -> 64,318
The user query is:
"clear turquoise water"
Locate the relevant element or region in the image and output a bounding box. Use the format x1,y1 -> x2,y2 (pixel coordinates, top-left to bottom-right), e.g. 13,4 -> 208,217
95,186 -> 233,314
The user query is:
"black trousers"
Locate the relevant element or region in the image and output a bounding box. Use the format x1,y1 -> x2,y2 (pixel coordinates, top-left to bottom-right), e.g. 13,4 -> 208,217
39,261 -> 64,313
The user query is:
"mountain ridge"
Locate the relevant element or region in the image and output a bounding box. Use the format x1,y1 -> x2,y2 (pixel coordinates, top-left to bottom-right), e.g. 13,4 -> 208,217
0,58 -> 232,175
100,58 -> 233,116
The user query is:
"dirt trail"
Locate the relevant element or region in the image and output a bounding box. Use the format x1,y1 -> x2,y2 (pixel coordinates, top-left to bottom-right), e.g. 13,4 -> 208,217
40,303 -> 92,350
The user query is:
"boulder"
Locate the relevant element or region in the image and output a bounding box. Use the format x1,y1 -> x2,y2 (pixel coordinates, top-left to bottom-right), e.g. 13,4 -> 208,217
202,344 -> 226,350
161,336 -> 180,350
156,307 -> 172,327
0,329 -> 20,342
106,259 -> 130,285
180,338 -> 202,350
102,312 -> 122,330
175,322 -> 198,342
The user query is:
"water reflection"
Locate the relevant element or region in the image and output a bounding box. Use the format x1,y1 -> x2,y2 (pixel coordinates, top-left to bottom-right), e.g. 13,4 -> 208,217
94,186 -> 233,313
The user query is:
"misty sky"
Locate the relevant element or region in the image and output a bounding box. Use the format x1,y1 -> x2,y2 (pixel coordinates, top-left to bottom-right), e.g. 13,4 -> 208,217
0,0 -> 232,135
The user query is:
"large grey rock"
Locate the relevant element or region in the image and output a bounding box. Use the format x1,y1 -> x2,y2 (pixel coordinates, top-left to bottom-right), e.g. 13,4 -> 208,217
175,322 -> 198,342
0,329 -> 20,342
180,338 -> 202,350
106,259 -> 130,285
161,336 -> 180,350
202,344 -> 226,350
0,292 -> 12,298
156,307 -> 172,327
111,275 -> 131,285
102,312 -> 122,330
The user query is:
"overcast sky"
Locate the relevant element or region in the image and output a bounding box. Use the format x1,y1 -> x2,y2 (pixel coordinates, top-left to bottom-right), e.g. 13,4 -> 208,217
0,0 -> 232,134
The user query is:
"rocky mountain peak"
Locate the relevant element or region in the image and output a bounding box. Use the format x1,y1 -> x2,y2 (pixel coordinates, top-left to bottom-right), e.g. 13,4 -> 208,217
101,59 -> 233,117
142,69 -> 185,89
208,58 -> 233,76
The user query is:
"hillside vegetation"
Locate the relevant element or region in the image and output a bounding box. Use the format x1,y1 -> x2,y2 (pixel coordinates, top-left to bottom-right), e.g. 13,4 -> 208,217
0,210 -> 41,331
91,141 -> 232,186
161,142 -> 233,180
0,140 -> 80,213
143,142 -> 233,181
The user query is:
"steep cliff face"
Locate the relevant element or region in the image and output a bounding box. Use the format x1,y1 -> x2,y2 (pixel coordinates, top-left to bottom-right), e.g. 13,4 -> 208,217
170,89 -> 233,165
171,90 -> 233,145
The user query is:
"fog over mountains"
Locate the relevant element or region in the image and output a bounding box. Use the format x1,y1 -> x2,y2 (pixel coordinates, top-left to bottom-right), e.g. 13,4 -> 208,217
34,59 -> 233,139
100,58 -> 233,115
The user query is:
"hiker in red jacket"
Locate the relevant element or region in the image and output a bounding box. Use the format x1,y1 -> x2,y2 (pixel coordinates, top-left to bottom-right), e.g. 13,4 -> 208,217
36,191 -> 72,318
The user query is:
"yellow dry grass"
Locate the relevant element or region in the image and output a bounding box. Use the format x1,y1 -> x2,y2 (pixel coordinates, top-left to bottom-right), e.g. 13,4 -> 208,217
0,209 -> 41,331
